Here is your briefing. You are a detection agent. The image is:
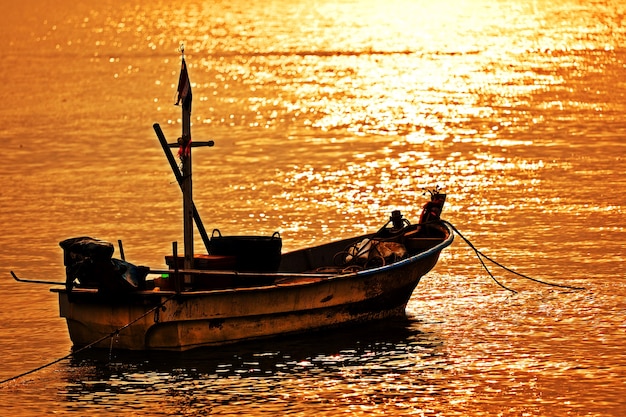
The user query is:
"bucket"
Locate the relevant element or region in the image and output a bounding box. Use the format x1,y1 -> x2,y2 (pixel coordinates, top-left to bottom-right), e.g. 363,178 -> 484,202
210,229 -> 282,272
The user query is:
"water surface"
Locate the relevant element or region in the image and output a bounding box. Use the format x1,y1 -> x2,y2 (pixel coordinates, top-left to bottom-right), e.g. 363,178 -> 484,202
0,0 -> 624,415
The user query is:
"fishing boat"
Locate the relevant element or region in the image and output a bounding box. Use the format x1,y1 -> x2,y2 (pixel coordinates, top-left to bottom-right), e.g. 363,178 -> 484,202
11,53 -> 454,351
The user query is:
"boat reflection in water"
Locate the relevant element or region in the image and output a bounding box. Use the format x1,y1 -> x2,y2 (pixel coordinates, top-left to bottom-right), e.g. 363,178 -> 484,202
62,317 -> 446,413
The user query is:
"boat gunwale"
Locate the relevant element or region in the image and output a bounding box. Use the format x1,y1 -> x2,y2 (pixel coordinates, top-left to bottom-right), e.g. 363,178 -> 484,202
50,221 -> 454,297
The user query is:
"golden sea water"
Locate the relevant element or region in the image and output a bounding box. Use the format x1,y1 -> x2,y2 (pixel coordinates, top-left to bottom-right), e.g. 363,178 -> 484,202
0,0 -> 624,415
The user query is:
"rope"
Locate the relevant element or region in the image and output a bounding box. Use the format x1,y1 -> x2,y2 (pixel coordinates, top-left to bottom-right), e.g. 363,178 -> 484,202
442,220 -> 586,293
2,220 -> 584,385
0,294 -> 176,386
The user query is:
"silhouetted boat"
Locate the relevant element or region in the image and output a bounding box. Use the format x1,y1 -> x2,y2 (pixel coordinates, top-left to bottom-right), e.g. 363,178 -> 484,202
12,54 -> 453,351
47,202 -> 452,351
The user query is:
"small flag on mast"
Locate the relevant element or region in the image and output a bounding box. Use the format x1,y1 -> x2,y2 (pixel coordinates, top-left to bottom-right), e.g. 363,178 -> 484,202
176,57 -> 192,113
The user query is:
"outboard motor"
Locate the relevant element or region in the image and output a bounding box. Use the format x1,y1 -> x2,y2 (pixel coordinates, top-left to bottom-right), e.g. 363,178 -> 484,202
60,237 -> 147,295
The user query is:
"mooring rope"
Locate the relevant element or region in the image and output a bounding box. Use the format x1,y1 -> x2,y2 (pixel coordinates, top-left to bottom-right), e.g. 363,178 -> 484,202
1,220 -> 584,385
442,220 -> 586,293
0,294 -> 176,386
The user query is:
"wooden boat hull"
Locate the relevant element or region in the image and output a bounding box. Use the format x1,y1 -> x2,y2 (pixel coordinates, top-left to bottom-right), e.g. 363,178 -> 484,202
52,223 -> 453,351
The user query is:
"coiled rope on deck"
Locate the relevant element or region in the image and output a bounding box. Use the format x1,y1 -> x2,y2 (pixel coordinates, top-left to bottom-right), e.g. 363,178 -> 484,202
0,294 -> 176,386
442,220 -> 586,293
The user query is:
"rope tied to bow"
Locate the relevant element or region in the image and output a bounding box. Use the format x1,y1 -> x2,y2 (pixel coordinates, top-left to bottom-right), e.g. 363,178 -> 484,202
442,220 -> 586,293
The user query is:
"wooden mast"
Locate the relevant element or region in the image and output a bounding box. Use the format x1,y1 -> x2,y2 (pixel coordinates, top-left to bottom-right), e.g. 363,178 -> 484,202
179,46 -> 193,284
163,46 -> 214,289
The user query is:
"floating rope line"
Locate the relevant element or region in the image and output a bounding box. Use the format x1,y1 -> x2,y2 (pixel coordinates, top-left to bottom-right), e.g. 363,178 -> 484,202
442,220 -> 586,293
0,294 -> 176,386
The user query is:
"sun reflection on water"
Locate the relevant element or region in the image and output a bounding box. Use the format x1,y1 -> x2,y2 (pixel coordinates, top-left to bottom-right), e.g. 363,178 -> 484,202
1,0 -> 625,415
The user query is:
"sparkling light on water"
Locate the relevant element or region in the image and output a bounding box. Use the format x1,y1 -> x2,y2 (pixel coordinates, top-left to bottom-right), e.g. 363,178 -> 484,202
0,0 -> 624,416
